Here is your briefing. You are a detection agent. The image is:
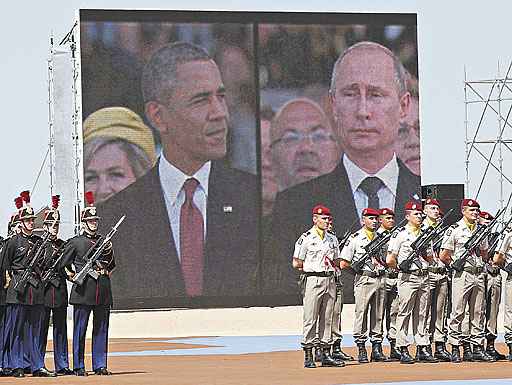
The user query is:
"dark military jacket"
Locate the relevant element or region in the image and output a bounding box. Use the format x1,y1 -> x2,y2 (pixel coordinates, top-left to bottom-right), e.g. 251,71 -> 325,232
3,232 -> 44,305
41,238 -> 68,308
61,232 -> 115,306
0,236 -> 6,305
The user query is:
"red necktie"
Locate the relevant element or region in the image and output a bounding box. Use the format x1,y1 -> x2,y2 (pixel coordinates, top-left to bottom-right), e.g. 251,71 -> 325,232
180,178 -> 205,296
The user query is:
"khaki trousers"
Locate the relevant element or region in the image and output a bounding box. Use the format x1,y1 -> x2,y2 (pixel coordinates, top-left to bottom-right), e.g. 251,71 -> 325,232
353,274 -> 386,344
302,275 -> 336,348
425,272 -> 449,343
395,272 -> 430,348
485,272 -> 502,339
384,276 -> 399,341
331,283 -> 344,343
503,274 -> 512,344
447,270 -> 486,346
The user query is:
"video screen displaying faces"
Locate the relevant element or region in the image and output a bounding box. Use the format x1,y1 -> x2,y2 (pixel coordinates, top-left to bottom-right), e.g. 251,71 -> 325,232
80,10 -> 419,309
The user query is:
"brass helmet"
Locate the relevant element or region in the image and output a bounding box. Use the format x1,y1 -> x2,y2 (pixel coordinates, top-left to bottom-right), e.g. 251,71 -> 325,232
81,191 -> 100,221
18,190 -> 36,221
43,195 -> 61,224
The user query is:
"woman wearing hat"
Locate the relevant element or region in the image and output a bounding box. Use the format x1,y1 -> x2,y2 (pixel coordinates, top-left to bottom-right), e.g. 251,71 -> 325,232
83,107 -> 157,204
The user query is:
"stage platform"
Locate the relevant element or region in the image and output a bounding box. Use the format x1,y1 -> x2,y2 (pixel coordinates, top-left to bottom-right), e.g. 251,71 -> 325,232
9,335 -> 512,384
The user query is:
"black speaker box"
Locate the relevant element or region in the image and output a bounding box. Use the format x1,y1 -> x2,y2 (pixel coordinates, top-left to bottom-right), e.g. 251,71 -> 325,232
421,184 -> 465,225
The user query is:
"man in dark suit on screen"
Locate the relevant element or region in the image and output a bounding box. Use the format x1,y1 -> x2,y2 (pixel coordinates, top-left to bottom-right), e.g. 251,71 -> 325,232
266,42 -> 420,301
98,42 -> 259,308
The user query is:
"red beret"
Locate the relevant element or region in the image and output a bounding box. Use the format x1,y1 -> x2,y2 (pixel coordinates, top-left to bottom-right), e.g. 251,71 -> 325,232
362,208 -> 380,217
461,198 -> 480,209
479,211 -> 494,220
379,208 -> 395,216
312,204 -> 332,216
405,201 -> 423,211
424,198 -> 440,207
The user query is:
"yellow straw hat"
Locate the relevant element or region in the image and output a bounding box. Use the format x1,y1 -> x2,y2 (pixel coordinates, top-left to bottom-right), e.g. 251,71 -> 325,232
83,107 -> 157,164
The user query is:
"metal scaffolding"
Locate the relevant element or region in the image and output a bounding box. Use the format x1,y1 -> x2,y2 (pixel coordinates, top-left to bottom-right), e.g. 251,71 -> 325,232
464,61 -> 512,217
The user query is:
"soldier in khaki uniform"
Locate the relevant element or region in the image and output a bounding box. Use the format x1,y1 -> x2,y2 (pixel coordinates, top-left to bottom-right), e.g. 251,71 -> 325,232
479,211 -> 506,360
387,201 -> 437,364
439,198 -> 494,363
378,208 -> 401,361
340,208 -> 389,363
493,221 -> 512,360
422,198 -> 451,361
292,205 -> 343,368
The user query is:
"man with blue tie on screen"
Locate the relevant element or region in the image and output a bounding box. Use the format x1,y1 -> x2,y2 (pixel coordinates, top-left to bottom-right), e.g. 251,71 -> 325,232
269,41 -> 420,300
98,42 -> 259,307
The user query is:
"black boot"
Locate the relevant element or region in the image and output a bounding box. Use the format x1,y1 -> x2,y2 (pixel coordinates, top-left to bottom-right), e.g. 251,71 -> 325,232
508,343 -> 512,361
303,347 -> 316,368
486,338 -> 506,360
434,342 -> 452,362
357,343 -> 369,364
12,368 -> 25,378
462,342 -> 473,362
371,342 -> 390,362
388,339 -> 401,361
451,345 -> 462,363
332,340 -> 352,361
314,346 -> 322,363
400,346 -> 415,364
472,344 -> 496,362
32,367 -> 57,377
416,345 -> 439,363
321,347 -> 344,367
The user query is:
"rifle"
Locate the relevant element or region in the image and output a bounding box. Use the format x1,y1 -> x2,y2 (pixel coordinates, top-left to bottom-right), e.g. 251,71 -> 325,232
351,218 -> 407,274
41,242 -> 67,287
72,215 -> 125,286
398,209 -> 454,272
13,228 -> 53,294
451,208 -> 505,272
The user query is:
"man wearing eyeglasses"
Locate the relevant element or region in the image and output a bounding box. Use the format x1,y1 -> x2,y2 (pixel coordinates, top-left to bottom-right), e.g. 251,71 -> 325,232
270,98 -> 340,191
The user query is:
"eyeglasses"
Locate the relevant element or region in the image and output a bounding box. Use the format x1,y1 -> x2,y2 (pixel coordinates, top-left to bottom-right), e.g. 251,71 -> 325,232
271,130 -> 336,147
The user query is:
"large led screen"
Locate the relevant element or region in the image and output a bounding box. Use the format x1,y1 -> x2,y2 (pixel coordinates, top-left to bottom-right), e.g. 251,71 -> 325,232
80,10 -> 420,309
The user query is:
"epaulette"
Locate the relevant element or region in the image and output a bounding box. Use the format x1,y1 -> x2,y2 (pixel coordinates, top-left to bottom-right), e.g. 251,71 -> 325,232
397,226 -> 405,232
450,223 -> 458,229
350,233 -> 358,238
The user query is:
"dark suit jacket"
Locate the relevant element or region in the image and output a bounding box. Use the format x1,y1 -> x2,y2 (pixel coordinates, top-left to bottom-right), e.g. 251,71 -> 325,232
97,159 -> 259,309
265,158 -> 420,301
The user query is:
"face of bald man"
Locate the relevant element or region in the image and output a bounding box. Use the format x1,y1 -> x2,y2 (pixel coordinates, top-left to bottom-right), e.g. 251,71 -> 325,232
331,48 -> 409,158
271,101 -> 339,191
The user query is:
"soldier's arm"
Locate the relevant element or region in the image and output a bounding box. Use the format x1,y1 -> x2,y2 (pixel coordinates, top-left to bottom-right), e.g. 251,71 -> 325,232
439,226 -> 456,265
385,231 -> 401,269
60,240 -> 77,279
291,235 -> 307,271
386,252 -> 398,269
338,235 -> 355,269
494,232 -> 512,266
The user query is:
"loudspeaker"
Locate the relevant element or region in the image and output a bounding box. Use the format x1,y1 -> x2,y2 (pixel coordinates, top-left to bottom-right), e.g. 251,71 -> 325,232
421,184 -> 465,225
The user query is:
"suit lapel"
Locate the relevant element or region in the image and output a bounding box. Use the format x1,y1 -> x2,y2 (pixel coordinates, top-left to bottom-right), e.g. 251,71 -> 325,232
329,162 -> 359,231
394,159 -> 421,218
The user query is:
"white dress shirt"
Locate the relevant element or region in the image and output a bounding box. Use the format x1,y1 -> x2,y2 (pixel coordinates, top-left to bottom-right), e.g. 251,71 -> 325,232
343,153 -> 399,218
158,155 -> 211,261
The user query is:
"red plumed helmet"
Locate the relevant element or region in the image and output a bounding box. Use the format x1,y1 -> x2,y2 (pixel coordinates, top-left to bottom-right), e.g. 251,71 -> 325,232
52,195 -> 60,209
14,197 -> 23,209
85,191 -> 95,206
20,190 -> 30,204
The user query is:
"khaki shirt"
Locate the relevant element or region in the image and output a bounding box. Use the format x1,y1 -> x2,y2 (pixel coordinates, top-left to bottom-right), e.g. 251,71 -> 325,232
497,231 -> 512,264
441,218 -> 488,268
421,218 -> 444,267
340,228 -> 385,273
293,227 -> 339,273
388,225 -> 429,270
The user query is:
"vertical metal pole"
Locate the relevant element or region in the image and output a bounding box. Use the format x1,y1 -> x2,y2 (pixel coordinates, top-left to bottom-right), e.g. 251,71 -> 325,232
47,33 -> 56,197
464,66 -> 470,196
70,33 -> 81,235
497,60 -> 504,214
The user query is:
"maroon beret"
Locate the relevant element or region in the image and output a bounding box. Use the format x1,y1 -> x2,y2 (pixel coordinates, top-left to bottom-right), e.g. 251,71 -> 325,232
424,198 -> 440,207
461,198 -> 480,209
405,201 -> 423,211
362,208 -> 380,217
379,208 -> 395,216
479,211 -> 493,220
312,204 -> 332,216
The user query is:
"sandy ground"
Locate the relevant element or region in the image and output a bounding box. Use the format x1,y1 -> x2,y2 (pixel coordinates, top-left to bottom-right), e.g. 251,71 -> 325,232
7,340 -> 512,385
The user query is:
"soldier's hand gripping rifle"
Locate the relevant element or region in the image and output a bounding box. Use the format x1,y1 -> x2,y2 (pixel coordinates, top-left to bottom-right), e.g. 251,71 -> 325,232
351,218 -> 407,274
41,242 -> 67,287
398,209 -> 454,272
13,222 -> 56,294
451,208 -> 505,272
72,215 -> 125,286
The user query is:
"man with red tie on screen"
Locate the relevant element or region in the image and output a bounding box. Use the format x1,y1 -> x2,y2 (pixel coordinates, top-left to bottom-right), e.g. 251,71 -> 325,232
98,42 -> 258,307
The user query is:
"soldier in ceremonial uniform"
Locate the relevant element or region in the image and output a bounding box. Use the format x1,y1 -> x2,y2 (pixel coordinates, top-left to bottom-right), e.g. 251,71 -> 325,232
292,205 -> 343,368
61,191 -> 116,376
340,208 -> 389,363
386,201 -> 438,364
439,198 -> 494,362
493,218 -> 512,360
326,218 -> 354,363
378,208 -> 401,361
3,191 -> 56,377
39,195 -> 74,375
479,211 -> 505,360
422,198 -> 451,361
